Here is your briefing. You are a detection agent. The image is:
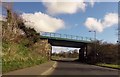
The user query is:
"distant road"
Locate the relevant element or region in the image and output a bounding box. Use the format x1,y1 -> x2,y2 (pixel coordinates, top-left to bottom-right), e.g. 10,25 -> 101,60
48,58 -> 119,76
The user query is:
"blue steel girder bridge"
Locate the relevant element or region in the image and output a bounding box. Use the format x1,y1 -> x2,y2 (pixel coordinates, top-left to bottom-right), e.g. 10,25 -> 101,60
40,31 -> 94,62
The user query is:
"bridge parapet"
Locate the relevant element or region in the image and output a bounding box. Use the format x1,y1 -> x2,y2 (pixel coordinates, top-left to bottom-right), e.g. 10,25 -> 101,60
40,31 -> 94,42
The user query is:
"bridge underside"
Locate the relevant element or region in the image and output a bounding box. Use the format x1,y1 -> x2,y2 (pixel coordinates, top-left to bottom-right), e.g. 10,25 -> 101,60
41,37 -> 90,63
40,37 -> 89,47
47,39 -> 87,48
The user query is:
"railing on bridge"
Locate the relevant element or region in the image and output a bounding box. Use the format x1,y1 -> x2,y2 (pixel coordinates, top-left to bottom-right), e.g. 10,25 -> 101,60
40,31 -> 94,42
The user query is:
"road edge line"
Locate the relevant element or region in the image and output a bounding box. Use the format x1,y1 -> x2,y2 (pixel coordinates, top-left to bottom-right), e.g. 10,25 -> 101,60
41,61 -> 57,75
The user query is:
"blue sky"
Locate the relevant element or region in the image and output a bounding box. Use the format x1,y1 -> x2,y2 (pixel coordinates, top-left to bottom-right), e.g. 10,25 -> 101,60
2,2 -> 118,53
11,2 -> 118,43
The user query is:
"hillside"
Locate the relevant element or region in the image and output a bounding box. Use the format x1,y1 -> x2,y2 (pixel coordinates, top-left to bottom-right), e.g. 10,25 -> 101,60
2,8 -> 51,73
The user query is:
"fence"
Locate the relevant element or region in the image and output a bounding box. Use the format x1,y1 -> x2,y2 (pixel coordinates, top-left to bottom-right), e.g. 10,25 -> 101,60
40,31 -> 94,42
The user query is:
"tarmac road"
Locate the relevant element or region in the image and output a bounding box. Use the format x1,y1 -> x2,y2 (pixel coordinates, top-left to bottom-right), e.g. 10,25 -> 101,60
48,58 -> 119,77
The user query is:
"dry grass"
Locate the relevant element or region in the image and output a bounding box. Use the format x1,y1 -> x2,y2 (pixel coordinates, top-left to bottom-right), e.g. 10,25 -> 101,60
2,41 -> 48,73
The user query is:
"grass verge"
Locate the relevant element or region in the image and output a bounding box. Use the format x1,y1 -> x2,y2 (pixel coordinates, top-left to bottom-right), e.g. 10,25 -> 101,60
97,63 -> 120,69
2,41 -> 48,73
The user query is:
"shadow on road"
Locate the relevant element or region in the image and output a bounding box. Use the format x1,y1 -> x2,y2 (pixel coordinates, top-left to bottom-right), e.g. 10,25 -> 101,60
51,58 -> 80,63
52,59 -> 76,62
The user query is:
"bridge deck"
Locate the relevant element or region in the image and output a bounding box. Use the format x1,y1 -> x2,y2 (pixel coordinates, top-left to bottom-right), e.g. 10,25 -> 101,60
40,32 -> 93,43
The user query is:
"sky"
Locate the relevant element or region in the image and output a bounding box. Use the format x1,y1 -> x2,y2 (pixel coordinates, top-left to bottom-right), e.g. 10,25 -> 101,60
1,1 -> 119,53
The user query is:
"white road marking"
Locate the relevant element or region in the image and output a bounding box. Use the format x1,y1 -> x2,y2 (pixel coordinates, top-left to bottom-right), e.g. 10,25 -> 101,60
41,61 -> 57,75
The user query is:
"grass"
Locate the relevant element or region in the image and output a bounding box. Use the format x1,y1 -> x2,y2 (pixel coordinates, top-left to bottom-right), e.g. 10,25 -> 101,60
2,41 -> 48,73
97,63 -> 120,69
51,56 -> 62,60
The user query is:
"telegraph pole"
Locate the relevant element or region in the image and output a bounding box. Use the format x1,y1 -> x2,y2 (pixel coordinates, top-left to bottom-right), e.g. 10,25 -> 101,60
89,30 -> 97,63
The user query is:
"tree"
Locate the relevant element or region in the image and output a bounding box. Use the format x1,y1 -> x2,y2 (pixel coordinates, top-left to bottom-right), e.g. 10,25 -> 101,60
71,49 -> 79,58
87,40 -> 118,64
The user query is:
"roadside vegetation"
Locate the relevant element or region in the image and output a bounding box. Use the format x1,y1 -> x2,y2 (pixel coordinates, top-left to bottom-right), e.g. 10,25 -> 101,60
2,41 -> 48,73
97,64 -> 120,69
2,3 -> 51,73
52,49 -> 79,59
86,41 -> 119,68
87,41 -> 118,63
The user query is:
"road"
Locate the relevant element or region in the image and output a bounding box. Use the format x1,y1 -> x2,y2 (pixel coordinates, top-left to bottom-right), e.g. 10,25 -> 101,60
48,58 -> 119,76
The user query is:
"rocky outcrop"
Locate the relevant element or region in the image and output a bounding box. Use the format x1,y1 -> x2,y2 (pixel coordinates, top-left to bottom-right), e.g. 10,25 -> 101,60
32,40 -> 52,60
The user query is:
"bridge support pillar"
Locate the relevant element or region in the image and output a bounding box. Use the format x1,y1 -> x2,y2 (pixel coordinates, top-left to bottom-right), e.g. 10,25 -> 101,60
79,44 -> 87,63
49,46 -> 52,60
47,43 -> 52,60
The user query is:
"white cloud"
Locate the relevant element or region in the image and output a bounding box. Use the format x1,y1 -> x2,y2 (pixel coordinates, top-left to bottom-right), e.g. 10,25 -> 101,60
84,13 -> 118,32
85,18 -> 103,32
42,1 -> 87,15
90,0 -> 95,7
52,46 -> 80,53
42,0 -> 96,15
52,46 -> 68,53
102,13 -> 118,28
21,12 -> 65,33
